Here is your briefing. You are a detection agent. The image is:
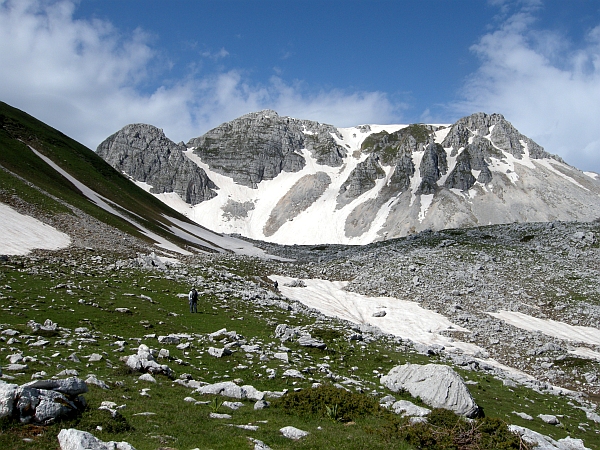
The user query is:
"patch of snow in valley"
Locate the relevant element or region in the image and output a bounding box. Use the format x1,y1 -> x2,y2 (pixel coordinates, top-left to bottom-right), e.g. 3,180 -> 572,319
569,347 -> 600,362
583,171 -> 599,180
418,194 -> 434,223
0,202 -> 71,255
271,275 -> 484,355
488,310 -> 600,346
29,146 -> 195,255
162,215 -> 289,260
409,150 -> 426,207
438,147 -> 458,186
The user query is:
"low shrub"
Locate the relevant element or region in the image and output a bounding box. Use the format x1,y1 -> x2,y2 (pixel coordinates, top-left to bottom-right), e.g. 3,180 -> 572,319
75,408 -> 133,434
272,384 -> 382,423
377,408 -> 531,450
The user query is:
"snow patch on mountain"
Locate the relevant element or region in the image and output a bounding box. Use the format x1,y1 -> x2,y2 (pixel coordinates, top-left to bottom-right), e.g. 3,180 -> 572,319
488,310 -> 600,347
0,202 -> 71,255
271,275 -> 484,355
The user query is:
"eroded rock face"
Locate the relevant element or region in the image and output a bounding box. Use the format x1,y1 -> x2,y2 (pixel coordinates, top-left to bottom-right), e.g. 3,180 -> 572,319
264,172 -> 331,236
441,112 -> 554,161
188,110 -> 346,188
97,124 -> 218,205
338,154 -> 385,207
381,363 -> 479,417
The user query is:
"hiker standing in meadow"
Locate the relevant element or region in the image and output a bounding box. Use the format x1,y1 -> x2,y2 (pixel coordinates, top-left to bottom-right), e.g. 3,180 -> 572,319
189,287 -> 198,313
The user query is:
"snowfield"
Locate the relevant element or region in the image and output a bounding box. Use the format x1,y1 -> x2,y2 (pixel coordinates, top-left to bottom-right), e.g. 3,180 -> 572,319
271,275 -> 484,355
0,202 -> 70,255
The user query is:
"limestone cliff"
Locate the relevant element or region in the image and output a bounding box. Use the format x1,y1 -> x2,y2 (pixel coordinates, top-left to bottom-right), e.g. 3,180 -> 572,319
97,124 -> 217,205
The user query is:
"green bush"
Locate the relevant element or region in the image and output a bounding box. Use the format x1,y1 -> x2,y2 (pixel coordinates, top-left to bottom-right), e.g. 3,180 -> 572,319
377,408 -> 531,450
272,384 -> 382,423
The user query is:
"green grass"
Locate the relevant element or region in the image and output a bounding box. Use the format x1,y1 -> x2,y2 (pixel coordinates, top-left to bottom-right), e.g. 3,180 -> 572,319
0,101 -> 221,252
1,251 -> 599,449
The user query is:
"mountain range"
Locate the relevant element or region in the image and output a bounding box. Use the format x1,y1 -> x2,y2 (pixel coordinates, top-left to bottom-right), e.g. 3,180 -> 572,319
2,100 -> 600,449
97,110 -> 600,245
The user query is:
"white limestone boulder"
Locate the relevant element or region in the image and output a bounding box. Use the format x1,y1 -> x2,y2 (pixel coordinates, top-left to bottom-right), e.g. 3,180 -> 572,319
58,428 -> 135,450
381,363 -> 479,418
280,426 -> 309,440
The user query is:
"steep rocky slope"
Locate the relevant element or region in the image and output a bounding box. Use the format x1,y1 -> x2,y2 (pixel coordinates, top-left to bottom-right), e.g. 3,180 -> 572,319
97,124 -> 218,205
98,111 -> 600,246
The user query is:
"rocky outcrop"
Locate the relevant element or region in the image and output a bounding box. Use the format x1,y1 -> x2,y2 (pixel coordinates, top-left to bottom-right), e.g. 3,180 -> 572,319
121,344 -> 174,378
0,378 -> 87,424
58,428 -> 135,450
97,124 -> 217,205
337,154 -> 385,207
441,112 -> 554,161
381,363 -> 479,417
188,110 -> 346,188
360,124 -> 436,195
416,143 -> 448,194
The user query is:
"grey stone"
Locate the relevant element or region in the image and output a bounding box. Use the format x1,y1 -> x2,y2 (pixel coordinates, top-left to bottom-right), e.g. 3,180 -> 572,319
222,401 -> 244,410
23,378 -> 88,396
391,400 -> 431,417
88,353 -> 103,362
254,400 -> 270,410
209,412 -> 232,419
282,369 -> 304,379
57,428 -> 136,450
513,411 -> 534,421
248,437 -> 272,450
297,335 -> 327,349
196,381 -> 246,399
0,382 -> 18,419
509,425 -> 589,450
138,374 -> 156,383
280,425 -> 309,440
242,385 -> 265,401
85,375 -> 109,390
208,347 -> 232,358
381,364 -> 479,417
158,335 -> 180,345
538,414 -> 560,425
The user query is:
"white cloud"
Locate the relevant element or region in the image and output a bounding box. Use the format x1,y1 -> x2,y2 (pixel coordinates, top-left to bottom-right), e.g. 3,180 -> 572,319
0,0 -> 401,151
455,7 -> 600,173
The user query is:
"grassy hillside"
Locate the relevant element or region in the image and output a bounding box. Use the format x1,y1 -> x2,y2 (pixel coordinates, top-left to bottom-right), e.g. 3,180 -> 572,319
0,101 -> 218,253
0,249 -> 597,449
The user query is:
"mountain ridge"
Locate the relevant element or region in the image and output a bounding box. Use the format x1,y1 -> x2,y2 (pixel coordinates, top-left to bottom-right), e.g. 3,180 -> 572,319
97,110 -> 600,246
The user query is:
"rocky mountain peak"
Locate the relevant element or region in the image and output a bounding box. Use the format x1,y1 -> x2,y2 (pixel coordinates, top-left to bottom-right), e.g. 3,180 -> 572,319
187,110 -> 347,188
97,123 -> 217,205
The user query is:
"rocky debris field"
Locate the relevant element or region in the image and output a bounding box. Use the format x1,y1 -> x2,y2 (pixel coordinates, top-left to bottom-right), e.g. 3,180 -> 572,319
257,219 -> 600,399
0,220 -> 599,448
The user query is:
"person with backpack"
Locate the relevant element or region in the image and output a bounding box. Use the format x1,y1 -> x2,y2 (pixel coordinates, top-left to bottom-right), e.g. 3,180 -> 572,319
189,287 -> 198,313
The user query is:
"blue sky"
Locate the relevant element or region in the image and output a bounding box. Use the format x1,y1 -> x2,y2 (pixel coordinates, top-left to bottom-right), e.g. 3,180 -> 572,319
1,0 -> 600,173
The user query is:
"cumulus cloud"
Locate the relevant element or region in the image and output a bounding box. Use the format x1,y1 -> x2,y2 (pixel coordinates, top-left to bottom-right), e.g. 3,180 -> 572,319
455,6 -> 600,173
0,0 -> 400,150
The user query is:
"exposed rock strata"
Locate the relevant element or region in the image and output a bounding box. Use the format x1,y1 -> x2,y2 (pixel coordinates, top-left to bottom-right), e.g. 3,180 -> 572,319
187,110 -> 346,188
97,124 -> 217,205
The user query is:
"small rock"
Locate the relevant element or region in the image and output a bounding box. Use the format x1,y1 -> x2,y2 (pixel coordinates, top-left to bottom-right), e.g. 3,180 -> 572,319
538,414 -> 560,425
280,426 -> 309,440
